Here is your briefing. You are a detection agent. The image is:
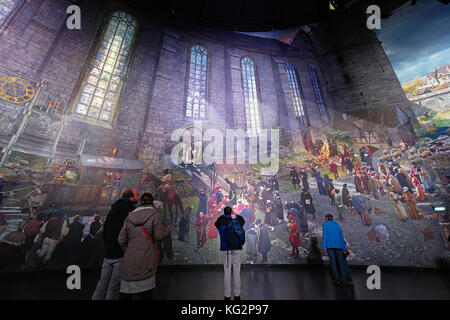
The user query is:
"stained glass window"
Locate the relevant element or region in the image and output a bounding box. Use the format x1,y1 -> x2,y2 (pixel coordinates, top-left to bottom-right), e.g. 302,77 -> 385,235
0,0 -> 21,25
308,64 -> 326,114
185,45 -> 208,118
285,63 -> 306,118
241,57 -> 261,135
75,11 -> 137,123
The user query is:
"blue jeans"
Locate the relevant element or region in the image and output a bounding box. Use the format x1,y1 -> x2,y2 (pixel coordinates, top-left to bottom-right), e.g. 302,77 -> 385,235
92,258 -> 122,300
327,249 -> 352,284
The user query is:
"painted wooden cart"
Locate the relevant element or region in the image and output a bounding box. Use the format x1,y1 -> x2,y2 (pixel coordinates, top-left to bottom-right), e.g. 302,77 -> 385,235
43,154 -> 144,208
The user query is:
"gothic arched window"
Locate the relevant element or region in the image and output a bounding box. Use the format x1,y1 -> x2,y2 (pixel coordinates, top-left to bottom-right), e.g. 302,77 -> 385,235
241,57 -> 261,135
185,45 -> 208,118
0,0 -> 21,25
74,11 -> 137,123
308,64 -> 327,114
285,63 -> 307,118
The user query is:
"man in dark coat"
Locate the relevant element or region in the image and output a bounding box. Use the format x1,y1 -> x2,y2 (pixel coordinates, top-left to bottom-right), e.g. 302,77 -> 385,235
178,207 -> 191,242
53,215 -> 85,264
345,158 -> 354,175
316,172 -> 326,195
290,167 -> 300,189
323,174 -> 330,197
196,189 -> 208,217
256,219 -> 271,263
342,184 -> 351,208
394,169 -> 411,192
300,169 -> 309,191
264,200 -> 275,231
272,175 -> 279,191
92,189 -> 138,300
273,192 -> 284,223
225,177 -> 241,206
300,189 -> 316,219
297,201 -> 309,234
286,198 -> 300,212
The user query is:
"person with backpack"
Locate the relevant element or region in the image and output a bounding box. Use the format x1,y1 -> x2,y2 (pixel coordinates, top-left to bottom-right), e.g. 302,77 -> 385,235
215,206 -> 245,300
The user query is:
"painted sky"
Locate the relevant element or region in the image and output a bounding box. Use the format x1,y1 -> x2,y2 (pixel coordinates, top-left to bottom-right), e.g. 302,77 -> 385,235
375,0 -> 450,83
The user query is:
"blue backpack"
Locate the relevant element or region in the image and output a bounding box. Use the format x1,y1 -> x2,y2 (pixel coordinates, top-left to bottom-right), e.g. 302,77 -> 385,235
225,216 -> 245,249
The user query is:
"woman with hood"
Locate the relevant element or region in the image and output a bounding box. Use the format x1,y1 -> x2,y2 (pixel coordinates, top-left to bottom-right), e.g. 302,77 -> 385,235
118,193 -> 171,300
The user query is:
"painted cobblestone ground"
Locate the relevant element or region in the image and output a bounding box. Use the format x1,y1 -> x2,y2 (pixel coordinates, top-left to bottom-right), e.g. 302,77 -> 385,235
163,173 -> 448,268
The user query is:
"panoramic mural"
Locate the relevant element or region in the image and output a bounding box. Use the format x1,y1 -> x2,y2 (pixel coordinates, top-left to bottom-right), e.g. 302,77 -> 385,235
0,0 -> 448,273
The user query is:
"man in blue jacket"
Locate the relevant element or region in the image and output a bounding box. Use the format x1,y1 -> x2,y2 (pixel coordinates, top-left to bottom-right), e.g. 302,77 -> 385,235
322,214 -> 353,286
215,206 -> 245,300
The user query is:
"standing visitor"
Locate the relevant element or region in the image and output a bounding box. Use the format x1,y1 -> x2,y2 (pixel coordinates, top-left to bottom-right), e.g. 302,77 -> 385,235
118,193 -> 171,300
322,214 -> 353,286
92,189 -> 138,300
215,206 -> 245,300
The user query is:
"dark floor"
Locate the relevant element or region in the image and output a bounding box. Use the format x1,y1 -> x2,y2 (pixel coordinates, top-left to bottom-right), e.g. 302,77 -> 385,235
0,265 -> 449,300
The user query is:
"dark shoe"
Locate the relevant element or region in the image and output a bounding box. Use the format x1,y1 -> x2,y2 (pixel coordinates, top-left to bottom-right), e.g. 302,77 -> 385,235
234,296 -> 241,300
225,296 -> 231,300
345,281 -> 354,286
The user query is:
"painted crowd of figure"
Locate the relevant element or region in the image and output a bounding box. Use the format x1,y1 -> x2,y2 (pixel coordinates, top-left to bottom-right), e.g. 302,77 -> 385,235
288,139 -> 436,228
0,135 -> 441,270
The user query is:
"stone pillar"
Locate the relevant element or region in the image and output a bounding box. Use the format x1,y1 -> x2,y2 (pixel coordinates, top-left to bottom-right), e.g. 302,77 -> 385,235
224,46 -> 234,129
228,49 -> 246,131
270,56 -> 292,149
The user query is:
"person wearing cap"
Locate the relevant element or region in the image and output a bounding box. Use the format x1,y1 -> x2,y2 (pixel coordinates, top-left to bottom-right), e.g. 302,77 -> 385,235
92,188 -> 139,300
